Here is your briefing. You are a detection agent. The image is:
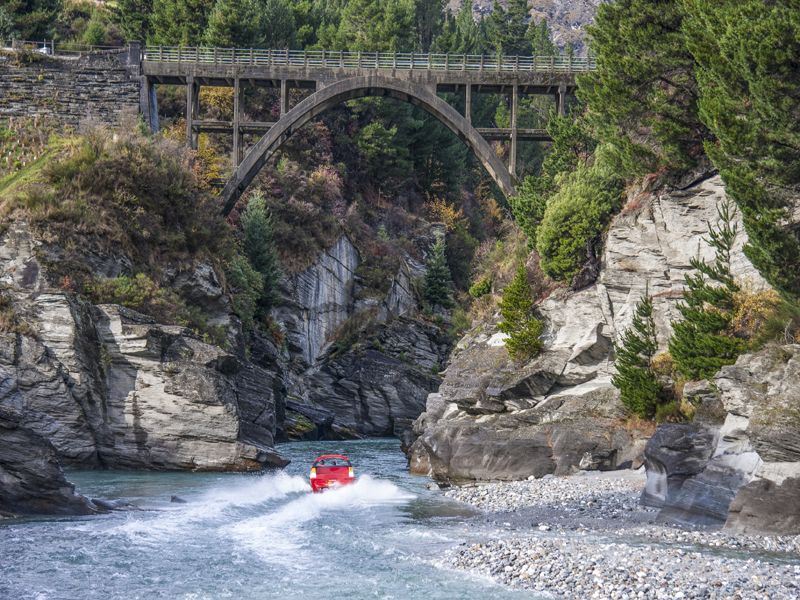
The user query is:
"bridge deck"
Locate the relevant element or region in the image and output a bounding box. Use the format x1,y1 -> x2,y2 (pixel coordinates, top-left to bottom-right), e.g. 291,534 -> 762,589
142,47 -> 588,91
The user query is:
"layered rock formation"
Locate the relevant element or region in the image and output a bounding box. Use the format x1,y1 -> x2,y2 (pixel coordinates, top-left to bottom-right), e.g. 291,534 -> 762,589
408,174 -> 767,483
644,344 -> 800,534
0,222 -> 286,473
274,235 -> 450,441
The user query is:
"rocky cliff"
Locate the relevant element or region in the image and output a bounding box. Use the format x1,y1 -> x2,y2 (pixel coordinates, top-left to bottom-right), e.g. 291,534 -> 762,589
408,174 -> 768,483
643,344 -> 800,534
274,235 -> 451,440
0,221 -> 286,473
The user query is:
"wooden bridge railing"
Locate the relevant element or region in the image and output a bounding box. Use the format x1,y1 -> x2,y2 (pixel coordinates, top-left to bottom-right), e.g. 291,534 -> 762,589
142,46 -> 596,74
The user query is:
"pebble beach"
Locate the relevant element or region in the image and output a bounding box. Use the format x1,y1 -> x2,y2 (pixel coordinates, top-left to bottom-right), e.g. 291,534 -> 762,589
439,470 -> 800,599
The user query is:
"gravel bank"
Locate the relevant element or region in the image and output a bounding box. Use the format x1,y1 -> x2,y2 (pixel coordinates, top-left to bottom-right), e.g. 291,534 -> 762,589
440,470 -> 800,599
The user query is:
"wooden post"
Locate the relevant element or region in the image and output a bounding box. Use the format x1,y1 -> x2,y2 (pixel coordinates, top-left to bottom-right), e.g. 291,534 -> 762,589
557,84 -> 567,116
465,84 -> 472,125
232,78 -> 241,167
510,84 -> 518,178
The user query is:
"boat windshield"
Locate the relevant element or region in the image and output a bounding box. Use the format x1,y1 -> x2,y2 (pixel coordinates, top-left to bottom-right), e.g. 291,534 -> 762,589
314,458 -> 351,467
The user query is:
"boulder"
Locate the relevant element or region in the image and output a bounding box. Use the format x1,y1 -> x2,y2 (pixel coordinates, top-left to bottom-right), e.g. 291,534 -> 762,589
641,424 -> 717,508
0,406 -> 97,516
644,344 -> 800,533
297,316 -> 450,438
92,304 -> 287,470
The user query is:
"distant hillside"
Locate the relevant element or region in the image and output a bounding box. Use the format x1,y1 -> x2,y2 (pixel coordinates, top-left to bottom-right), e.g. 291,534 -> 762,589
448,0 -> 605,54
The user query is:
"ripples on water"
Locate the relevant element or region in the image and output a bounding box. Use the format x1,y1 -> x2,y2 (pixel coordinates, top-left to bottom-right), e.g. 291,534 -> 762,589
0,439 -> 536,600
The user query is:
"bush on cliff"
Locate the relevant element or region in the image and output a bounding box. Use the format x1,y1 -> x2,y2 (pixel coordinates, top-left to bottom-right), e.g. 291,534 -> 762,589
2,128 -> 234,277
535,148 -> 624,282
499,264 -> 543,361
612,287 -> 661,419
669,201 -> 747,380
510,113 -> 596,248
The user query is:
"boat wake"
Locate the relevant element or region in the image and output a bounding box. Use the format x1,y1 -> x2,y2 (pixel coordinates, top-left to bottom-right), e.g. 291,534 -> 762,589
229,475 -> 415,568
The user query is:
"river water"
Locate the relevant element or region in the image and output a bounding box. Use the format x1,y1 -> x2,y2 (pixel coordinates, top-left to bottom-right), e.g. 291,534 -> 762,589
0,439 -> 537,600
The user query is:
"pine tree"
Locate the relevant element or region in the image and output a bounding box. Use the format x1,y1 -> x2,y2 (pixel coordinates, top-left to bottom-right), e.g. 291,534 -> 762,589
499,264 -> 543,360
682,0 -> 800,299
579,0 -> 709,171
423,235 -> 454,309
1,0 -> 61,40
526,18 -> 555,56
148,0 -> 214,46
114,0 -> 152,41
611,287 -> 661,418
486,0 -> 532,56
241,193 -> 280,315
669,201 -> 747,380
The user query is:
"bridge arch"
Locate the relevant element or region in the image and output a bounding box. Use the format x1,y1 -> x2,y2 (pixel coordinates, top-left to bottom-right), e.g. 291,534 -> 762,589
220,75 -> 516,215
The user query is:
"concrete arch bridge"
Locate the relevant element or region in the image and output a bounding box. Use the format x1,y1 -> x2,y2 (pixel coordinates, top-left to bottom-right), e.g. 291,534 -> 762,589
139,47 -> 594,214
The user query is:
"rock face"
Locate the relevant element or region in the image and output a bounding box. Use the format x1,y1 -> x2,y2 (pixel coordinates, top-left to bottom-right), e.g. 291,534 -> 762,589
275,235 -> 451,441
644,345 -> 800,533
409,174 -> 767,483
93,305 -> 286,470
0,407 -> 97,516
304,316 -> 450,438
0,221 -> 287,474
275,236 -> 360,365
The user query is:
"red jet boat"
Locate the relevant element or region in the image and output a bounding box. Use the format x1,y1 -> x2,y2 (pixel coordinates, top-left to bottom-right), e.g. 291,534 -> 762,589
310,454 -> 355,493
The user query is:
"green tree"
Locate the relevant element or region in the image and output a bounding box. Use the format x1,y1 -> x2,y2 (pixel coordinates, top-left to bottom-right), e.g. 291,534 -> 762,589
0,0 -> 62,40
527,18 -> 555,56
148,0 -> 214,46
114,0 -> 152,41
535,146 -> 623,281
355,121 -> 410,181
486,0 -> 532,56
432,2 -> 487,54
499,264 -> 543,361
579,0 -> 709,171
612,287 -> 661,418
682,0 -> 800,299
226,254 -> 263,330
241,193 -> 280,314
669,201 -> 747,380
202,0 -> 295,47
335,0 -> 415,51
423,235 -> 454,309
510,112 -> 596,246
414,0 -> 444,51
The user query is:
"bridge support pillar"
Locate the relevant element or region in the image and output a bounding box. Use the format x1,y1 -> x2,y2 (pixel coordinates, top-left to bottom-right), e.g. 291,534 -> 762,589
233,78 -> 241,167
557,84 -> 567,117
280,79 -> 289,115
186,77 -> 199,149
464,84 -> 472,124
510,84 -> 518,178
140,77 -> 159,133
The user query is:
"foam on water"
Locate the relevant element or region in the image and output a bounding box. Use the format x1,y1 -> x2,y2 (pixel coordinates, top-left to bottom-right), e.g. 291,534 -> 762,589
229,475 -> 414,568
106,472 -> 309,542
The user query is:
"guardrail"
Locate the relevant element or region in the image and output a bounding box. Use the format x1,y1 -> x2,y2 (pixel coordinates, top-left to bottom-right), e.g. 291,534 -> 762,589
1,39 -> 127,56
142,47 -> 596,74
